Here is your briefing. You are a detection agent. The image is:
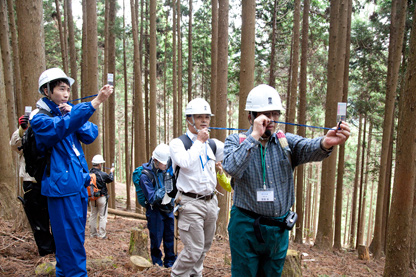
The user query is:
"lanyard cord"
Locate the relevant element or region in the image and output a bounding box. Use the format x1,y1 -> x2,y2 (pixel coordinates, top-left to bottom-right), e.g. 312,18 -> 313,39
186,133 -> 210,171
260,144 -> 267,190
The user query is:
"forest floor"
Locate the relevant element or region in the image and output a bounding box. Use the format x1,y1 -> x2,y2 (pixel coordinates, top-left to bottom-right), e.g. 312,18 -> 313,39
1,181 -> 415,276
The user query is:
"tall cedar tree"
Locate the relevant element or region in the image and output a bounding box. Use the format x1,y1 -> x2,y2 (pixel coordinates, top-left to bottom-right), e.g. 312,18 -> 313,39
172,0 -> 177,138
188,0 -> 193,101
177,0 -> 183,135
66,0 -> 79,101
210,0 -> 218,136
384,5 -> 416,273
372,0 -> 407,259
107,0 -> 117,208
0,49 -> 18,220
0,0 -> 16,136
84,0 -> 100,168
295,0 -> 310,244
334,0 -> 352,250
315,0 -> 348,249
215,0 -> 229,237
150,0 -> 157,153
7,0 -> 22,117
131,0 -> 146,168
286,0 -> 300,134
54,0 -> 68,73
238,0 -> 255,131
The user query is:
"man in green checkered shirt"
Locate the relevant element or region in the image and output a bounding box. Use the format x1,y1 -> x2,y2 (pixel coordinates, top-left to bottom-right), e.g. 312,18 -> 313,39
223,84 -> 350,276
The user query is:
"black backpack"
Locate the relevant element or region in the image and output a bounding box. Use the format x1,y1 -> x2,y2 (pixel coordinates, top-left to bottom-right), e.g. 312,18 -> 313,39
167,134 -> 217,198
19,109 -> 53,183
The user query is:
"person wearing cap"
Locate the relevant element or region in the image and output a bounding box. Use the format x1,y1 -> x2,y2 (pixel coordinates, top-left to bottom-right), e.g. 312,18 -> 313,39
169,98 -> 224,277
88,154 -> 114,239
222,84 -> 350,276
139,143 -> 176,267
30,68 -> 113,276
10,116 -> 55,256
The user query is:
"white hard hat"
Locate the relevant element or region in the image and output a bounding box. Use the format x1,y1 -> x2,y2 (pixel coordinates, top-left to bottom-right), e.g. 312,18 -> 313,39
245,84 -> 285,112
152,144 -> 170,165
185,98 -> 214,116
92,154 -> 105,165
38,68 -> 75,95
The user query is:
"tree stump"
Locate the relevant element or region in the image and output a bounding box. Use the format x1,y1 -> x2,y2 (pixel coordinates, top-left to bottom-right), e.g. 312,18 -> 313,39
357,244 -> 370,260
128,227 -> 150,260
282,249 -> 302,276
130,255 -> 152,271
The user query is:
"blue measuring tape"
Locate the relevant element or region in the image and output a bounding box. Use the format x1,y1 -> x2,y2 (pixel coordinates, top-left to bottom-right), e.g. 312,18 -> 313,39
68,94 -> 98,103
209,121 -> 338,132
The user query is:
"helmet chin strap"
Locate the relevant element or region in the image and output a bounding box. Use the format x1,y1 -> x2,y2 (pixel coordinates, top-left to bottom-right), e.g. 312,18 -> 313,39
187,116 -> 200,133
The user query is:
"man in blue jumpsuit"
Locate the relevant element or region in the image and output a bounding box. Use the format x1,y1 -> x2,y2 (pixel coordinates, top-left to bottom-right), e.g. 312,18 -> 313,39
222,84 -> 350,276
139,143 -> 176,267
30,68 -> 113,276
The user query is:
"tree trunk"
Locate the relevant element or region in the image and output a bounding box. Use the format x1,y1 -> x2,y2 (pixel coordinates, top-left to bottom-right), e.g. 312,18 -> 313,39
286,0 -> 300,134
16,0 -> 45,109
66,0 -> 79,101
149,0 -> 157,153
294,0 -> 310,244
172,0 -> 177,138
131,0 -> 146,168
107,0 -> 117,209
357,116 -> 367,247
54,0 -> 68,73
215,0 -> 229,237
0,48 -> 18,220
122,0 -> 131,211
238,0 -> 255,131
334,0 -> 352,250
315,0 -> 348,250
268,0 -> 278,88
7,0 -> 22,117
383,4 -> 416,275
373,0 -> 407,259
0,0 -> 16,137
188,0 -> 193,102
177,0 -> 183,135
210,0 -> 218,137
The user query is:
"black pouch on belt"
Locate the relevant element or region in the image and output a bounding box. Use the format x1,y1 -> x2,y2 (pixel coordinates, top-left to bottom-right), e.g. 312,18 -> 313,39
253,210 -> 298,243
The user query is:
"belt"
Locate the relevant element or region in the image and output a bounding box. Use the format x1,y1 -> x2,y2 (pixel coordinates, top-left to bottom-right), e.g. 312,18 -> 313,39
182,192 -> 215,200
238,207 -> 287,244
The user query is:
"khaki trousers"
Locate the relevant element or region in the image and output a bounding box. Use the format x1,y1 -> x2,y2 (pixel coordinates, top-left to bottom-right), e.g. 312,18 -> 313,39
171,194 -> 218,277
89,195 -> 108,238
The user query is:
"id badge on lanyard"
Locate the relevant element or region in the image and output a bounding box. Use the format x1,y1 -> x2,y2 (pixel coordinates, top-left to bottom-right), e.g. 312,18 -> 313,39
256,188 -> 274,202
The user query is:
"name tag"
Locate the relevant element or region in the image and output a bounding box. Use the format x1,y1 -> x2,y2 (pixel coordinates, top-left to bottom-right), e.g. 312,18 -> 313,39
257,189 -> 274,202
200,175 -> 209,183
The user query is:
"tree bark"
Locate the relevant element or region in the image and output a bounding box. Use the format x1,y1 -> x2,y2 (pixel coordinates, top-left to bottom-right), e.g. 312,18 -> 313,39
66,0 -> 79,101
7,0 -> 22,117
54,0 -> 68,73
149,0 -> 157,153
238,0 -> 255,131
210,0 -> 218,137
215,0 -> 229,237
131,0 -> 146,168
0,0 -> 16,137
286,0 -> 300,134
373,0 -> 407,259
16,0 -> 45,109
383,4 -> 416,275
188,0 -> 193,102
0,47 -> 18,220
315,0 -> 348,250
294,0 -> 310,244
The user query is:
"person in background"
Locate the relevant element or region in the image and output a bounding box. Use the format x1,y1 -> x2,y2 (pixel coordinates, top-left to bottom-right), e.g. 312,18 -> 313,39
30,67 -> 113,276
169,98 -> 224,277
215,162 -> 231,193
222,84 -> 350,276
10,115 -> 55,256
89,154 -> 114,239
139,143 -> 176,267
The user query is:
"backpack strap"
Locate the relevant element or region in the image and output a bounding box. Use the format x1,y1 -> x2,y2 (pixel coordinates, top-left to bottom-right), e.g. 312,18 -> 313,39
141,168 -> 156,203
